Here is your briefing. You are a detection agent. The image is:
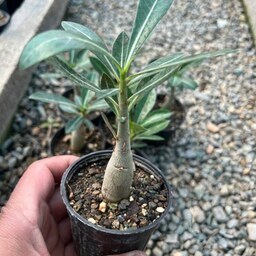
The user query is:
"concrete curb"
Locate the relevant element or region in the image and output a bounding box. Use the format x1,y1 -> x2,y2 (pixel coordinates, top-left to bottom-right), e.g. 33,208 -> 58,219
0,0 -> 69,143
242,0 -> 256,46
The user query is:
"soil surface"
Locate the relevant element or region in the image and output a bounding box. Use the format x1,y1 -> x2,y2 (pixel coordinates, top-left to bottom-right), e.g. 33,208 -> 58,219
67,159 -> 169,230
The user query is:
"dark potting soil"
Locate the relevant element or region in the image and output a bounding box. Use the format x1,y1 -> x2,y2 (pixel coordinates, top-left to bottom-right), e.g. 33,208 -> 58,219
54,128 -> 105,156
67,159 -> 168,230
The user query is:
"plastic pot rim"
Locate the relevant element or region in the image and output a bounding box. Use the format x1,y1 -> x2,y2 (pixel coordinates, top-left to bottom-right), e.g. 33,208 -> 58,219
60,150 -> 172,236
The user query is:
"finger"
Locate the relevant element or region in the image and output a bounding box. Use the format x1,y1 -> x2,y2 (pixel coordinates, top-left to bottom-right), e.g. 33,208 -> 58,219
6,156 -> 78,223
49,187 -> 67,222
108,251 -> 147,256
65,242 -> 77,256
58,217 -> 72,246
32,155 -> 79,184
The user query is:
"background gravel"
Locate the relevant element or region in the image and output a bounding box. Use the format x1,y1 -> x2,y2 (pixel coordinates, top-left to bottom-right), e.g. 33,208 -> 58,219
0,0 -> 256,255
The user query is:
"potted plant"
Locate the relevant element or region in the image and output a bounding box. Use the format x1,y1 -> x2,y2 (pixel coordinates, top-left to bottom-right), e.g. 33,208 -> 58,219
30,71 -> 109,155
20,0 -> 234,255
154,58 -> 203,143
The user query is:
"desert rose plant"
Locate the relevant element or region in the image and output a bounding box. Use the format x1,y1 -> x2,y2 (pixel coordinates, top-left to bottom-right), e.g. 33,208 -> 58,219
30,71 -> 109,152
20,0 -> 233,203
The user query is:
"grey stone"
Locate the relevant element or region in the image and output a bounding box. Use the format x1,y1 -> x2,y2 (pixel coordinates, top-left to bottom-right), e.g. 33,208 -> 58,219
213,206 -> 228,223
166,233 -> 179,244
247,223 -> 256,241
189,206 -> 205,223
227,219 -> 239,229
194,183 -> 206,199
234,244 -> 246,254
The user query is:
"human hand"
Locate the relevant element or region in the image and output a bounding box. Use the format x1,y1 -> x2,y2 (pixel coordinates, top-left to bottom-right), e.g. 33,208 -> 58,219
0,156 -> 147,256
0,156 -> 79,256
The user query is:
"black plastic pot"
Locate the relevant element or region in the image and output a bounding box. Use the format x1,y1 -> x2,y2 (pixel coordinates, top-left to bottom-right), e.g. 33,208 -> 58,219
0,9 -> 10,33
0,0 -> 8,12
61,150 -> 172,256
6,0 -> 23,14
50,127 -> 106,156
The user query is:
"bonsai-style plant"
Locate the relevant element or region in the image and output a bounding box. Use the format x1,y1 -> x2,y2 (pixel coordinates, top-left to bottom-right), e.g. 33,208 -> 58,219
20,0 -> 234,254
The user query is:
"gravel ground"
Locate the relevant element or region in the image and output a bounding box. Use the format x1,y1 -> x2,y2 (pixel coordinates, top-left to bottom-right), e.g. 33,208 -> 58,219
1,0 -> 256,255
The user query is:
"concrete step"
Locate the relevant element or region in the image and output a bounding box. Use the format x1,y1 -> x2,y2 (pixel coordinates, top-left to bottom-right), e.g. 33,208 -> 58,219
0,0 -> 68,143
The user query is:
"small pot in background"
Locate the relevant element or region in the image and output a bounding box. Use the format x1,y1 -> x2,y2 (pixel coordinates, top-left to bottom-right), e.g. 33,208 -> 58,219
49,126 -> 106,156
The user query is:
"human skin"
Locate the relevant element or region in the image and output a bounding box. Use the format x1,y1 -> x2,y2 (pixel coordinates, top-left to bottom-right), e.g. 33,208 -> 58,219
0,156 -> 146,256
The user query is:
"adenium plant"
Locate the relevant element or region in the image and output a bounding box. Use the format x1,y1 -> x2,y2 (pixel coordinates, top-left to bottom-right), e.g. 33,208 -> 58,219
20,0 -> 233,203
30,71 -> 109,152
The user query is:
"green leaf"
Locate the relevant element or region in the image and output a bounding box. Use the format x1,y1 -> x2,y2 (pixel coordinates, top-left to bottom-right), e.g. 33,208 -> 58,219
90,57 -> 113,77
130,121 -> 147,136
95,88 -> 119,100
141,120 -> 170,136
74,95 -> 83,106
29,91 -> 77,108
126,0 -> 174,65
100,74 -> 119,116
59,104 -> 79,115
20,30 -> 85,69
127,53 -> 184,86
170,76 -> 198,90
88,99 -> 109,111
141,109 -> 172,128
62,21 -> 120,78
134,89 -> 156,123
62,21 -> 107,49
134,134 -> 164,141
19,29 -> 119,69
112,31 -> 129,68
51,56 -> 100,93
134,49 -> 236,77
128,66 -> 178,109
65,116 -> 84,133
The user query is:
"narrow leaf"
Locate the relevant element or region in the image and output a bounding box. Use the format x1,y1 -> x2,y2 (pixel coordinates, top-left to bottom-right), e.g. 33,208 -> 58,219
88,99 -> 109,111
96,88 -> 119,100
126,0 -> 174,64
142,109 -> 172,128
65,116 -> 84,133
62,21 -> 107,49
141,120 -> 170,136
90,57 -> 113,77
112,31 -> 129,68
59,104 -> 79,115
51,56 -> 100,93
29,91 -> 77,108
62,21 -> 120,78
134,89 -> 156,123
133,49 -> 236,77
20,29 -> 119,69
134,134 -> 164,141
128,66 -> 178,109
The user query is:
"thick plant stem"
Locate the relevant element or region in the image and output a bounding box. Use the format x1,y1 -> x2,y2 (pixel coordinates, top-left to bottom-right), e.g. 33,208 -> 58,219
70,125 -> 86,152
101,71 -> 135,202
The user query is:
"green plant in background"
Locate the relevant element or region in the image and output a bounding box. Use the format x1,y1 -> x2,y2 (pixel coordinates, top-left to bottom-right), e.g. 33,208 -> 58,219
129,89 -> 171,148
20,0 -> 234,203
30,71 -> 109,152
163,59 -> 203,109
